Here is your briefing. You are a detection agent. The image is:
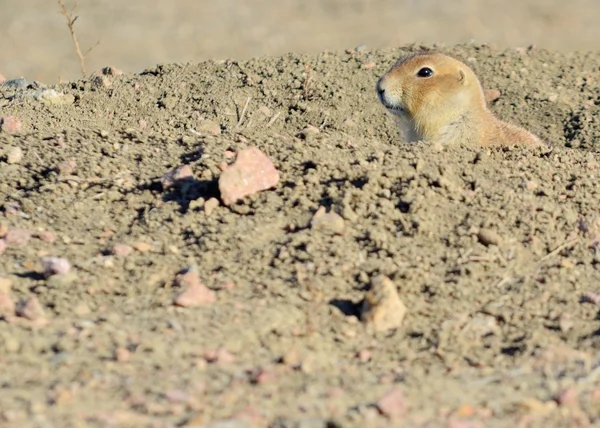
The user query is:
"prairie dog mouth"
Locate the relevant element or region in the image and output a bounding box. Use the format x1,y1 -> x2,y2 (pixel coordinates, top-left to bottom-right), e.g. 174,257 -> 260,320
377,92 -> 406,115
383,103 -> 406,116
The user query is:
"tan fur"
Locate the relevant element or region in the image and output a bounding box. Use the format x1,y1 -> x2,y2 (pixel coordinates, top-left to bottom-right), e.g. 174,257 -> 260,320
376,51 -> 543,148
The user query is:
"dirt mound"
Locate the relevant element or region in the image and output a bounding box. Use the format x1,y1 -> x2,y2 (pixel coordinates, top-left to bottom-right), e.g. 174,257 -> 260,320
1,44 -> 600,427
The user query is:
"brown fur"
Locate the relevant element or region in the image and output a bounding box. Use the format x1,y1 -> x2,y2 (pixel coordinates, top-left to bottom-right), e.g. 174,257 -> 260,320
376,52 -> 543,148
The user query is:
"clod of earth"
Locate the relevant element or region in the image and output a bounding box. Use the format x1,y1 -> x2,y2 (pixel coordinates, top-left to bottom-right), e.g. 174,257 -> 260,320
361,275 -> 407,332
311,206 -> 346,235
6,146 -> 23,164
218,146 -> 280,206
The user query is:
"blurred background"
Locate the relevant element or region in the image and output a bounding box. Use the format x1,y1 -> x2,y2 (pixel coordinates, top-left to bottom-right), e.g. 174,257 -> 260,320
1,0 -> 598,83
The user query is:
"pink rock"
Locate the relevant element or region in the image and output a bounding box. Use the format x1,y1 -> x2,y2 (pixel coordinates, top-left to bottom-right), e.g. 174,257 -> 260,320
0,239 -> 5,255
42,257 -> 71,277
376,387 -> 408,419
585,292 -> 600,306
484,89 -> 501,103
17,297 -> 46,321
357,349 -> 372,362
204,347 -> 235,365
1,116 -> 22,134
174,283 -> 216,307
555,387 -> 579,409
218,147 -> 279,205
111,243 -> 133,257
36,231 -> 56,243
0,73 -> 5,84
250,366 -> 277,384
4,228 -> 31,246
114,347 -> 131,362
57,160 -> 77,176
175,266 -> 201,288
160,165 -> 193,190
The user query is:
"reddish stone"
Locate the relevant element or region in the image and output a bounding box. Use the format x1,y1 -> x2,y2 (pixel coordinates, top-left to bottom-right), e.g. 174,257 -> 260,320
4,228 -> 31,246
174,283 -> 216,307
218,147 -> 279,205
111,243 -> 133,257
376,387 -> 408,419
1,116 -> 22,134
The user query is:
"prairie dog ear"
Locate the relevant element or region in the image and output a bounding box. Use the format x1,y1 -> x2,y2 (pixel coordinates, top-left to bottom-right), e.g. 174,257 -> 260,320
458,69 -> 466,85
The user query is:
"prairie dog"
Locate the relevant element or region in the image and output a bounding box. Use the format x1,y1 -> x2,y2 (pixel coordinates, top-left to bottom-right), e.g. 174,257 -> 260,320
376,52 -> 543,148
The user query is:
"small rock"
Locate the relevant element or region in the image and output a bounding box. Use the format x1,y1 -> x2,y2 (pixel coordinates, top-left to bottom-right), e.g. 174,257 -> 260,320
584,292 -> 600,306
311,206 -> 346,235
131,242 -> 152,253
250,366 -> 277,384
0,223 -> 7,238
204,197 -> 219,216
524,180 -> 538,191
0,239 -> 5,255
32,89 -> 74,105
197,119 -> 221,135
160,165 -> 193,190
114,347 -> 131,362
36,231 -> 56,243
57,160 -> 77,176
0,73 -> 5,84
297,125 -> 320,139
3,78 -> 27,89
555,387 -> 579,410
111,243 -> 133,257
4,228 -> 31,246
376,387 -> 408,419
205,348 -> 235,365
357,349 -> 372,363
343,118 -> 357,127
361,275 -> 407,332
258,105 -> 271,116
174,283 -> 216,307
16,297 -> 46,321
477,228 -> 502,246
1,116 -> 22,134
218,147 -> 280,206
6,146 -> 23,164
41,257 -> 71,277
175,265 -> 201,288
484,89 -> 501,103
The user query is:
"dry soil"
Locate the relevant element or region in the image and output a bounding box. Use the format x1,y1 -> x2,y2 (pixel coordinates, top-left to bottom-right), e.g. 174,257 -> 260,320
2,42 -> 600,428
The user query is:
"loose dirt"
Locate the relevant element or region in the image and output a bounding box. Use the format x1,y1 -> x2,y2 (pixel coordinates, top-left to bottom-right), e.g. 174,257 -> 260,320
1,43 -> 600,427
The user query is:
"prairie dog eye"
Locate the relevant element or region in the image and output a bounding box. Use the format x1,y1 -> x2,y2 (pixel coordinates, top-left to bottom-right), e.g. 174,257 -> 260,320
416,67 -> 434,78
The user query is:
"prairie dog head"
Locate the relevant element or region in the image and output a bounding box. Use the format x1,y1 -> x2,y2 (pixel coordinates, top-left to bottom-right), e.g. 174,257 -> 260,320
376,52 -> 486,140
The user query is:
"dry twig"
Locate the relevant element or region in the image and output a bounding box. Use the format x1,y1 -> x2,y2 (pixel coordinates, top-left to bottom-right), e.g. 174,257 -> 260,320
57,0 -> 99,77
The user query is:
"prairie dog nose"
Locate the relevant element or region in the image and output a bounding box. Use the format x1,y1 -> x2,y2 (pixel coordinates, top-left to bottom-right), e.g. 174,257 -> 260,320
376,78 -> 387,97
